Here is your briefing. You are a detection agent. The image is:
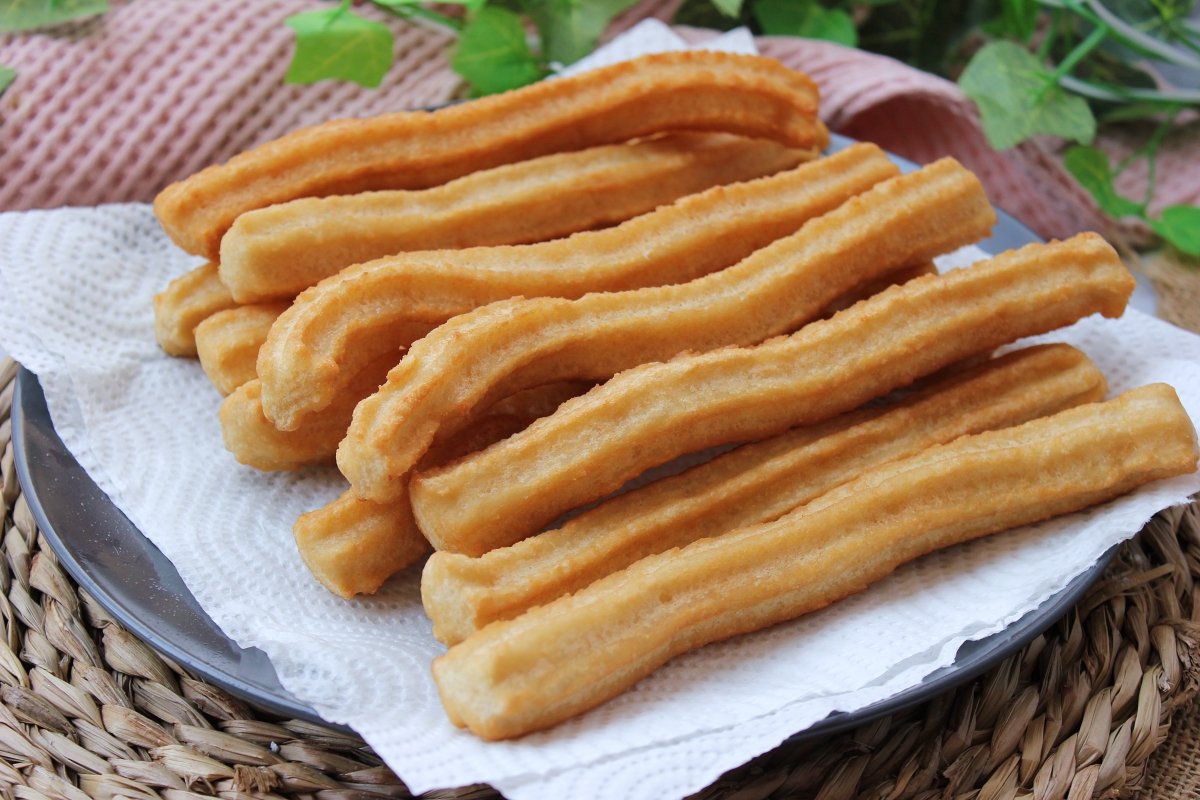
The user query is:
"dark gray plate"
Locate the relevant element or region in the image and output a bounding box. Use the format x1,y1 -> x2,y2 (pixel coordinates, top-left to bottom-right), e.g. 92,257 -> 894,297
10,134 -> 1114,737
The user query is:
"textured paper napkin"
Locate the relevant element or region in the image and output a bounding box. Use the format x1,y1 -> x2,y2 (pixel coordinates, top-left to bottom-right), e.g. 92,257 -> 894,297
2,27 -> 1199,800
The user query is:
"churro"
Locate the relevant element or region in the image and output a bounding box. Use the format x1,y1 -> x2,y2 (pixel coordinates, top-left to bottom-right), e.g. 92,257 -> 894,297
153,262 -> 237,357
154,52 -> 824,259
195,303 -> 287,396
293,383 -> 589,596
410,233 -> 1134,554
261,144 -> 900,429
219,133 -> 817,303
294,490 -> 429,598
221,351 -> 401,472
433,384 -> 1198,739
421,344 -> 1106,644
339,157 -> 996,500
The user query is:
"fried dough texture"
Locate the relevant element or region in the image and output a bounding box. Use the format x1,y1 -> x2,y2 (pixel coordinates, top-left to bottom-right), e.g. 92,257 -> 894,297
221,351 -> 402,472
421,344 -> 1106,645
219,133 -> 818,303
153,262 -> 237,357
195,303 -> 287,396
292,383 -> 589,597
281,265 -> 934,595
411,233 -> 1135,554
293,490 -> 430,598
278,262 -> 926,594
339,157 -> 997,500
433,384 -> 1199,739
260,143 -> 899,430
154,51 -> 824,260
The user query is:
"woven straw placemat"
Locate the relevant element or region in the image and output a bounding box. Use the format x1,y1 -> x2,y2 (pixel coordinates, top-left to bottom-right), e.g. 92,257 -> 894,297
0,357 -> 1197,800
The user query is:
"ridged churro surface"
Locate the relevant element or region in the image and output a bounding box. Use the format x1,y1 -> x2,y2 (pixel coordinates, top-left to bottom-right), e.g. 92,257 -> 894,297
340,158 -> 996,500
219,133 -> 816,302
411,233 -> 1134,554
433,385 -> 1198,739
152,262 -> 236,357
293,489 -> 430,599
291,382 -> 589,596
421,344 -> 1106,644
195,303 -> 286,396
220,350 -> 401,472
260,144 -> 898,430
154,52 -> 824,259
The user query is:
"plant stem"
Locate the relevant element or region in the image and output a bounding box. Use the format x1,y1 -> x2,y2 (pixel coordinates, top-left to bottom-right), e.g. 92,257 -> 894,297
1034,22 -> 1106,102
1084,0 -> 1200,68
374,1 -> 464,33
1138,106 -> 1181,206
1060,74 -> 1200,104
1036,8 -> 1062,60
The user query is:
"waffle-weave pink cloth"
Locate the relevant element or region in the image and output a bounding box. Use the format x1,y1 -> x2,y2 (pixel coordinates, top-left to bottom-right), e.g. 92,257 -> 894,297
2,0 -> 1195,242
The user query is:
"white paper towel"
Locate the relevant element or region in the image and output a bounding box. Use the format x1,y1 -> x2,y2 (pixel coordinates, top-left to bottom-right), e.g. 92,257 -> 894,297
1,27 -> 1199,799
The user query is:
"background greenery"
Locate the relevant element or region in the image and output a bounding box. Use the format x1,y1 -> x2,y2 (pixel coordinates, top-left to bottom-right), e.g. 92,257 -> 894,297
2,0 -> 1197,254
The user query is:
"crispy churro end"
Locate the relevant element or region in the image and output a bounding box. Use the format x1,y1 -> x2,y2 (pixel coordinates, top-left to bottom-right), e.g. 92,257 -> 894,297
293,490 -> 430,598
1070,231 -> 1135,318
153,261 -> 237,356
421,553 -> 482,646
152,291 -> 195,357
1140,384 -> 1200,468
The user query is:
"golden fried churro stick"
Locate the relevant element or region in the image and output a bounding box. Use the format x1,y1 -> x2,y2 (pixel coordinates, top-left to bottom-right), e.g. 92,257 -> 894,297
340,157 -> 996,498
221,350 -> 407,472
195,303 -> 288,396
434,384 -> 1199,740
411,233 -> 1135,554
261,144 -> 899,429
153,262 -> 236,357
155,52 -> 825,259
287,264 -> 933,595
819,261 -> 937,317
293,383 -> 590,596
220,133 -> 817,303
294,490 -> 429,597
421,344 -> 1106,645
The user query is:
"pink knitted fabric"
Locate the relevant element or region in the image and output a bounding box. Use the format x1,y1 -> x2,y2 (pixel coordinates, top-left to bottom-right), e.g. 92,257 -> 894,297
2,0 -> 1195,243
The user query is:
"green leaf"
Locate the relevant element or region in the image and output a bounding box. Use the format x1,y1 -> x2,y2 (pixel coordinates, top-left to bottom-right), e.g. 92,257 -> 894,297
998,0 -> 1038,42
710,0 -> 744,16
1150,205 -> 1200,256
285,3 -> 394,89
0,65 -> 14,96
958,41 -> 1096,150
453,6 -> 544,95
753,0 -> 857,46
376,0 -> 485,10
1062,145 -> 1144,218
0,0 -> 109,32
672,0 -> 746,30
520,0 -> 639,66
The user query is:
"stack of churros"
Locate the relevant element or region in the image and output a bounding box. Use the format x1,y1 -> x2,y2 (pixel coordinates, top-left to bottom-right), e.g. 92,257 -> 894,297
152,51 -> 1199,741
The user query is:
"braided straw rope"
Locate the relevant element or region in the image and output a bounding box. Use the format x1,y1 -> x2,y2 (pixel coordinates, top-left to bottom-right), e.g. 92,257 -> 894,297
0,357 -> 1196,799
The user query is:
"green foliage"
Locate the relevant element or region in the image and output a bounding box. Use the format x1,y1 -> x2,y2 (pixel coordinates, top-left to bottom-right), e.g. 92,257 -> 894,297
284,2 -> 394,88
1062,145 -> 1143,218
0,65 -> 14,96
752,0 -> 857,46
959,41 -> 1096,149
709,0 -> 745,16
983,0 -> 1038,42
1149,206 -> 1200,257
452,6 -> 544,95
520,0 -> 639,66
0,0 -> 108,32
673,0 -> 750,30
